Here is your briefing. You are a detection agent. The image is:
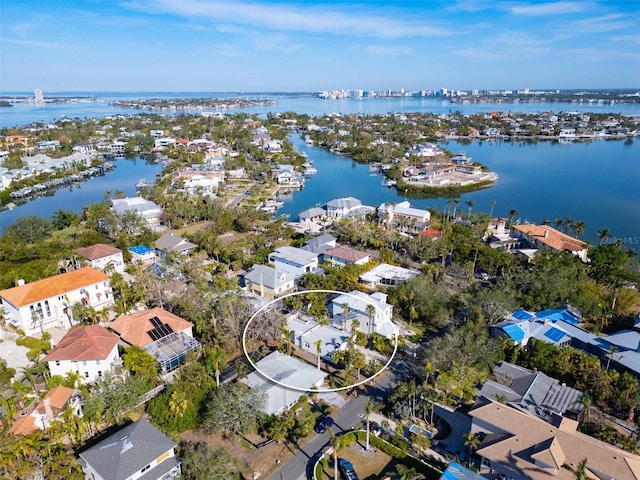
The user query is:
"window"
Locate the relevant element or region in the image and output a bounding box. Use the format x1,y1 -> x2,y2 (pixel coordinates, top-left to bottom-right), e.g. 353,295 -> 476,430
44,301 -> 51,317
96,360 -> 100,365
55,360 -> 60,366
82,361 -> 87,366
98,371 -> 103,377
84,372 -> 89,378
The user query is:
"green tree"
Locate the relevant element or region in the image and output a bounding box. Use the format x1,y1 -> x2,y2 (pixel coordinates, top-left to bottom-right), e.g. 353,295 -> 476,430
122,345 -> 159,382
179,442 -> 241,480
202,383 -> 265,439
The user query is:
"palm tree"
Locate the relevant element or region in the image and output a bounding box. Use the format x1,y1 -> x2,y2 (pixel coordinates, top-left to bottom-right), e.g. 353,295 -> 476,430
465,199 -> 474,220
452,199 -> 460,219
597,228 -> 610,245
541,218 -> 550,226
364,398 -> 382,450
329,431 -> 343,480
341,302 -> 350,333
395,464 -> 425,480
489,199 -> 496,218
205,345 -> 228,387
463,431 -> 481,457
360,304 -> 373,338
507,209 -> 518,229
574,220 -> 586,238
314,339 -> 322,370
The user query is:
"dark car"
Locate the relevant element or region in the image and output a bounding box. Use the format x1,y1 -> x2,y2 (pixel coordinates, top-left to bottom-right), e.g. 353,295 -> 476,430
338,458 -> 359,480
314,415 -> 334,433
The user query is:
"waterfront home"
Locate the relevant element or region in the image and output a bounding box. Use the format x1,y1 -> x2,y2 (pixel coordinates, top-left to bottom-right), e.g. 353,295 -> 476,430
378,201 -> 431,232
268,246 -> 320,280
74,244 -> 125,274
109,307 -> 200,373
43,325 -> 120,382
78,417 -> 181,480
154,233 -> 197,256
511,224 -> 589,262
559,128 -> 577,138
244,264 -> 296,300
359,263 -> 419,288
330,291 -> 396,338
241,351 -> 326,415
469,397 -> 640,480
72,142 -> 96,155
128,245 -> 157,266
0,267 -> 113,335
322,246 -> 370,267
325,196 -> 370,219
298,206 -> 327,229
111,196 -> 163,231
8,386 -> 82,436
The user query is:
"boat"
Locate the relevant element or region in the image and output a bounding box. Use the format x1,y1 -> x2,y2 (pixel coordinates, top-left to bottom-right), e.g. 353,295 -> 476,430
304,166 -> 318,176
385,179 -> 397,187
136,179 -> 150,189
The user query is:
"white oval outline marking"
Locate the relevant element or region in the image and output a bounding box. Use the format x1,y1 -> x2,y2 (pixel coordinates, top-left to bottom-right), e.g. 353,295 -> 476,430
242,289 -> 398,393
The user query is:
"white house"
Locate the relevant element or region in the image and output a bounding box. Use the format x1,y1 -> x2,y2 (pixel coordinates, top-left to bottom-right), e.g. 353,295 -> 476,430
154,137 -> 176,149
8,386 -> 82,436
378,201 -> 431,231
325,197 -> 363,219
244,264 -> 296,300
242,351 -> 326,415
359,263 -> 420,288
111,196 -> 163,230
330,291 -> 396,338
0,267 -> 114,335
74,244 -> 125,274
43,325 -> 120,382
128,245 -> 157,265
268,246 -> 320,280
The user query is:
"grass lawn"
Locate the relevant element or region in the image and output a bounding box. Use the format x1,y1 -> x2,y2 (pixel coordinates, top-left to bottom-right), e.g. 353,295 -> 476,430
318,442 -> 392,480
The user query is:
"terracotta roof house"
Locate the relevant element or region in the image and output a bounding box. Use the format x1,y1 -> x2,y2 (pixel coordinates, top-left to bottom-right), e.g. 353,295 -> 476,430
0,267 -> 114,335
470,397 -> 640,480
109,308 -> 194,347
8,386 -> 81,436
74,244 -> 125,274
109,308 -> 200,374
322,246 -> 370,266
78,417 -> 181,480
43,325 -> 120,382
512,224 -> 589,262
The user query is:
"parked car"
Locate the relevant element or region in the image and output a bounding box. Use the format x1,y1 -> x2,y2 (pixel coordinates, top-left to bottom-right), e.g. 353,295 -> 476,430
314,415 -> 334,434
338,458 -> 360,480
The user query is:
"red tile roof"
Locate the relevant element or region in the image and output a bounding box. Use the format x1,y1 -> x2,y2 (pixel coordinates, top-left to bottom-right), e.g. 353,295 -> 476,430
43,325 -> 119,362
8,413 -> 38,436
513,224 -> 587,253
35,386 -> 74,416
74,244 -> 122,261
109,307 -> 193,347
0,267 -> 109,308
324,246 -> 370,263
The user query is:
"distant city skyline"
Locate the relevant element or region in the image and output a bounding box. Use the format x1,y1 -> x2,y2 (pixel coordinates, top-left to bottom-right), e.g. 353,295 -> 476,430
1,0 -> 639,93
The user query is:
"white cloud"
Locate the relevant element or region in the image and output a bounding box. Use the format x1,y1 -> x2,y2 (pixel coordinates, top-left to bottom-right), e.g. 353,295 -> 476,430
366,45 -> 413,56
509,1 -> 591,16
252,33 -> 303,53
123,0 -> 453,38
611,34 -> 640,45
1,37 -> 88,52
572,13 -> 636,33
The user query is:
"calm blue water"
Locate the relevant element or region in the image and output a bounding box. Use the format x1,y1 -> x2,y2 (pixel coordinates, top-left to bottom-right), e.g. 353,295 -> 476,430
1,93 -> 638,253
282,135 -> 640,251
2,92 -> 640,128
0,157 -> 162,231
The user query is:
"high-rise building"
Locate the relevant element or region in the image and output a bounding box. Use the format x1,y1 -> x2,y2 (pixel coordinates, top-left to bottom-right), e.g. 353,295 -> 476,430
34,89 -> 44,105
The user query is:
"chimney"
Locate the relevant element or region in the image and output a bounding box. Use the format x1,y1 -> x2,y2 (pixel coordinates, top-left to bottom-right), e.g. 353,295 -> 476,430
17,279 -> 25,286
543,230 -> 549,238
43,397 -> 54,420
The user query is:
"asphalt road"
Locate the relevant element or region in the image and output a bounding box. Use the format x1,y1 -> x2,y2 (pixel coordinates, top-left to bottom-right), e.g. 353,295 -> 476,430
267,353 -> 414,480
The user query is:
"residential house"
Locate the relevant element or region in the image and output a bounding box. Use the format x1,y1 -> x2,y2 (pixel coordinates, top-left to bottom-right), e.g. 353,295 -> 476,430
154,233 -> 197,256
298,206 -> 327,229
378,201 -> 431,231
74,244 -> 125,274
241,351 -> 326,415
325,197 -> 366,219
469,398 -> 640,480
322,246 -> 370,267
72,142 -> 96,155
511,224 -> 589,262
43,325 -> 120,382
330,291 -> 396,338
301,234 -> 337,256
129,245 -> 157,265
109,307 -> 200,373
154,137 -> 176,149
287,314 -> 349,362
479,361 -> 583,422
8,386 -> 82,436
244,264 -> 296,300
78,417 -> 181,480
359,263 -> 419,288
111,196 -> 163,231
0,267 -> 113,335
268,246 -> 320,279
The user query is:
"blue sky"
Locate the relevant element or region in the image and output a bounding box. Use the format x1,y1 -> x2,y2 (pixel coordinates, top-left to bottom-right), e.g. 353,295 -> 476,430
1,0 -> 639,92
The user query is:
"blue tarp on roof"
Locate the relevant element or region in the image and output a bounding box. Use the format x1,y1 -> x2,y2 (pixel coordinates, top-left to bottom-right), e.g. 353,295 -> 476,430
502,323 -> 525,341
537,309 -> 579,325
440,461 -> 488,480
544,326 -> 568,343
512,309 -> 533,321
129,245 -> 153,255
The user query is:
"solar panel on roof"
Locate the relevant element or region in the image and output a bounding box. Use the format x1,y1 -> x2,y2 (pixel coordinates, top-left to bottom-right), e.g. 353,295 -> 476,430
148,329 -> 160,341
149,316 -> 162,328
147,322 -> 175,341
